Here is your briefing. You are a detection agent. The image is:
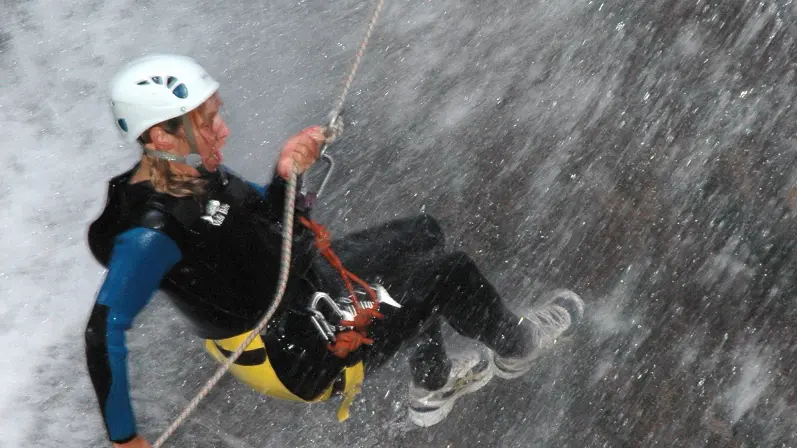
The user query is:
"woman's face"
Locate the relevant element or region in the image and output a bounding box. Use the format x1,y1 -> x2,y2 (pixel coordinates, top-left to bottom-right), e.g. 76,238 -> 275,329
190,93 -> 230,172
145,93 -> 230,173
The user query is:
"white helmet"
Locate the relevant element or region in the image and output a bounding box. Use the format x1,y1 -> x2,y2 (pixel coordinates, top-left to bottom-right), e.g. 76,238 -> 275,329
109,54 -> 220,142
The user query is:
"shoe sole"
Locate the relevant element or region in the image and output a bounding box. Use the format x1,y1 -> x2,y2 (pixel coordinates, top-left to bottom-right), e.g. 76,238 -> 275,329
490,331 -> 579,380
491,290 -> 584,380
490,351 -> 541,380
551,288 -> 584,337
408,367 -> 494,427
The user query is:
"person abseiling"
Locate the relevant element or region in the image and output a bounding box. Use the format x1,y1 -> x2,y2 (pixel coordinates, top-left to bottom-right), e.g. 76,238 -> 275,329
85,54 -> 585,448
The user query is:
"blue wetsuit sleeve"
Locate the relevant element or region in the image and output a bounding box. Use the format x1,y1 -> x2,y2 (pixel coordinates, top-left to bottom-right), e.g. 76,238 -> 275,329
84,228 -> 181,443
246,181 -> 267,200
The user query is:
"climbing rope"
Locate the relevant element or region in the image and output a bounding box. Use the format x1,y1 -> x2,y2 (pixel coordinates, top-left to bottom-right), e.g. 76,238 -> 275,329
326,0 -> 386,139
152,1 -> 386,446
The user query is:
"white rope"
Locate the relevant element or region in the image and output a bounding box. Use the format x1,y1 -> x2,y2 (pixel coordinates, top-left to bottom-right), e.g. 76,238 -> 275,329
152,1 -> 386,445
330,0 -> 386,122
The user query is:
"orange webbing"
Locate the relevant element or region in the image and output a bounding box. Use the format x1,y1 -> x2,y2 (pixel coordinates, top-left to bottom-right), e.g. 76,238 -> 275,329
299,216 -> 384,357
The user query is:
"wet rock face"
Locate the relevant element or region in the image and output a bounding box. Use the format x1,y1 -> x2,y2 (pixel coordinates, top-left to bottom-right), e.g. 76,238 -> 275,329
281,1 -> 797,445
2,0 -> 796,446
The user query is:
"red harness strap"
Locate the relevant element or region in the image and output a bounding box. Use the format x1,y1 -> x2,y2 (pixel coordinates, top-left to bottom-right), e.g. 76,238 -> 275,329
299,216 -> 385,358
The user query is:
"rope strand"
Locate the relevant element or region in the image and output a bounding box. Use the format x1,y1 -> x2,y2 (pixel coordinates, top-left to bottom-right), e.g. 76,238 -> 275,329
330,0 -> 386,121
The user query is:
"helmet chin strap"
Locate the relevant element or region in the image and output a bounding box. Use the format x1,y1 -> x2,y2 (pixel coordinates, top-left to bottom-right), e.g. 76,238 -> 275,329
142,114 -> 228,185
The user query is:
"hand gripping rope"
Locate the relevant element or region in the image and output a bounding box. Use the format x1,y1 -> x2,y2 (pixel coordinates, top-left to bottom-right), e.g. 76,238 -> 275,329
152,0 -> 386,446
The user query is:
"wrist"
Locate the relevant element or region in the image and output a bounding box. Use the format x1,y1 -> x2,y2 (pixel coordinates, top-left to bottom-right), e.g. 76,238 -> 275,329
111,434 -> 144,448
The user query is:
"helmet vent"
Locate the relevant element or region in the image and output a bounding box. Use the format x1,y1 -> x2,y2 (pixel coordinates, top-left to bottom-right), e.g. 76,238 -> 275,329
135,75 -> 188,98
172,83 -> 188,99
117,119 -> 128,132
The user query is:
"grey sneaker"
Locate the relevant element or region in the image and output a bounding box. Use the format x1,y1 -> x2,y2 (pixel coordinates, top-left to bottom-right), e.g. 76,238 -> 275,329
491,289 -> 584,380
408,349 -> 494,427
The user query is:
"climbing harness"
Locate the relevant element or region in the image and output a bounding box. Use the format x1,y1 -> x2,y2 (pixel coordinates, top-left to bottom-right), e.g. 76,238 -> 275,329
306,284 -> 401,358
152,0 -> 386,446
299,216 -> 385,357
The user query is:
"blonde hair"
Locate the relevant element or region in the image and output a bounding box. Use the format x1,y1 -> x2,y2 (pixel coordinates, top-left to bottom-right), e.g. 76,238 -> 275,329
143,154 -> 207,197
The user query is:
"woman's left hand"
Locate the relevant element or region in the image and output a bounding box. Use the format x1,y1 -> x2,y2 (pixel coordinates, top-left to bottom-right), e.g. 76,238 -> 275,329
277,126 -> 326,179
112,436 -> 152,448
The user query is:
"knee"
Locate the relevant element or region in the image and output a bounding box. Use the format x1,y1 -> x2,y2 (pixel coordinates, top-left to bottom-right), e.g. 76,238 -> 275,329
440,251 -> 478,272
437,251 -> 492,292
412,214 -> 446,251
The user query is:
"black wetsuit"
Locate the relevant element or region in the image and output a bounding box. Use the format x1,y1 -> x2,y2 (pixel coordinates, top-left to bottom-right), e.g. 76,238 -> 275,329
86,166 -> 529,443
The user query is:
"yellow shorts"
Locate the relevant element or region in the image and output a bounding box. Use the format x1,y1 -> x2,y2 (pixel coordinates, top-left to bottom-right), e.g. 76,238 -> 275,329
204,331 -> 364,421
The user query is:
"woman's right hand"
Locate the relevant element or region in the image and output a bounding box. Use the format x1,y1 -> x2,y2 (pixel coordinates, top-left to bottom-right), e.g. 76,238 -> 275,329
112,436 -> 152,448
277,125 -> 326,180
